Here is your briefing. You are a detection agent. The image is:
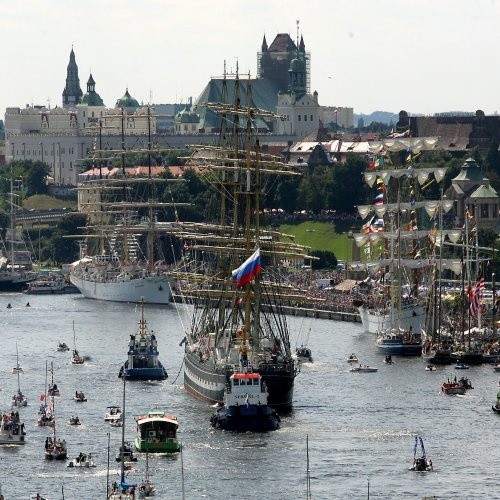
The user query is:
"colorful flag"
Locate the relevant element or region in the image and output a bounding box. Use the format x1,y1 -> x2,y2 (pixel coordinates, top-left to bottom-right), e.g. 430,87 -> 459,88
374,193 -> 384,206
469,270 -> 485,317
232,248 -> 261,287
362,215 -> 376,233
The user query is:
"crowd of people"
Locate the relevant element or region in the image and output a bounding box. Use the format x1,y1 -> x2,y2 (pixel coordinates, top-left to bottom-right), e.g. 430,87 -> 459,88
282,269 -> 359,315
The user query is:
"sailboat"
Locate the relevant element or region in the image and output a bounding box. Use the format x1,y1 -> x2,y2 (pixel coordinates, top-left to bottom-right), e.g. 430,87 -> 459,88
11,343 -> 27,407
38,361 -> 53,427
178,69 -> 316,409
108,367 -> 136,499
44,362 -> 67,460
351,149 -> 454,356
71,320 -> 84,365
11,343 -> 23,374
137,453 -> 155,498
69,107 -> 182,305
0,175 -> 36,291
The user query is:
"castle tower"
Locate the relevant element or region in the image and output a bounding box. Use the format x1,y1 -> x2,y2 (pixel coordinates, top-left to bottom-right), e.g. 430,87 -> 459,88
62,48 -> 83,109
257,33 -> 309,93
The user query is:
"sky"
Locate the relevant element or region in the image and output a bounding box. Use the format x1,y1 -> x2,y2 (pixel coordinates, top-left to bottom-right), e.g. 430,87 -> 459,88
2,0 -> 500,120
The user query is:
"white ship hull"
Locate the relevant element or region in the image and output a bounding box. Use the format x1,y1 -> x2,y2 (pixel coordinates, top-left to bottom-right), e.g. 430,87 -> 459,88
358,303 -> 426,334
69,273 -> 172,304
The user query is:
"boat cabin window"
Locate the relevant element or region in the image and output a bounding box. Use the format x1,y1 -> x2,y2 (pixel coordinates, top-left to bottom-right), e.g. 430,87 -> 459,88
253,379 -> 259,385
233,379 -> 239,386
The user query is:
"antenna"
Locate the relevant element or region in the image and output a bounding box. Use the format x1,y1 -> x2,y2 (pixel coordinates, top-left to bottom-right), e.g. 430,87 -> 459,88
296,19 -> 300,47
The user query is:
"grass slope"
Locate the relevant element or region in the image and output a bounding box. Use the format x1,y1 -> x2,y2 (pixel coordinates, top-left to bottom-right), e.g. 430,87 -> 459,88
279,221 -> 352,261
23,195 -> 76,210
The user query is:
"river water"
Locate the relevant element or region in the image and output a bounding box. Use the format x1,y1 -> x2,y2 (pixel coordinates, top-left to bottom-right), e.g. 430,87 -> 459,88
0,293 -> 498,499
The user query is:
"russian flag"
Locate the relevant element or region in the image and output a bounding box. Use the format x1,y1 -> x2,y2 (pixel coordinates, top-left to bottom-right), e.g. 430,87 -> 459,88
232,248 -> 261,288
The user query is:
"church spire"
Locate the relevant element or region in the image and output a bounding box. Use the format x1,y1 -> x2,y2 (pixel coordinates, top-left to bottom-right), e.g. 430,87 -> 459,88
299,35 -> 305,52
262,34 -> 268,52
62,47 -> 83,109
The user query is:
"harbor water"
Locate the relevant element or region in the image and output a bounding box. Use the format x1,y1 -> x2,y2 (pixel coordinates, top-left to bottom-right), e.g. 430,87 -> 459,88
1,293 -> 499,499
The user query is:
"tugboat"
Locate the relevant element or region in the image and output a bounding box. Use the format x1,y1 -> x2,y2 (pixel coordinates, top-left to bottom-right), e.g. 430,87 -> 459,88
134,409 -> 181,453
409,436 -> 433,472
210,370 -> 280,432
347,353 -> 359,363
119,299 -> 168,381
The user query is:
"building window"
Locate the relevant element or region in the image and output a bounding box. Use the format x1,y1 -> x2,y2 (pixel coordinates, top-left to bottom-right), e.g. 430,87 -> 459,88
310,115 -> 313,121
304,115 -> 307,121
481,204 -> 489,218
298,115 -> 301,122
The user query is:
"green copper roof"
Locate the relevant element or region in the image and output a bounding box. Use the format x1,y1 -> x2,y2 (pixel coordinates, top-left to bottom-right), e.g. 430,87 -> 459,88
470,184 -> 498,199
452,157 -> 488,182
81,92 -> 104,106
116,89 -> 140,108
176,105 -> 199,124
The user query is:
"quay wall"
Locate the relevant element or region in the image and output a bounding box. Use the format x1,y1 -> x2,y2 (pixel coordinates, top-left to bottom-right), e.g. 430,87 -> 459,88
172,294 -> 361,324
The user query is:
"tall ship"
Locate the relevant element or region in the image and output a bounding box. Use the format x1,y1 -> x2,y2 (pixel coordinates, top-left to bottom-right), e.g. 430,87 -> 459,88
177,69 -> 316,410
351,142 -> 456,352
0,177 -> 36,291
68,108 -> 185,304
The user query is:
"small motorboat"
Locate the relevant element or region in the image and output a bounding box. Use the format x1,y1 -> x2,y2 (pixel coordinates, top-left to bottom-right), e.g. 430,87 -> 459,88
492,392 -> 500,414
455,362 -> 470,370
57,342 -> 70,352
0,411 -> 26,445
350,364 -> 378,373
105,406 -> 122,423
295,346 -> 313,363
347,353 -> 359,363
110,416 -> 123,427
409,436 -> 433,472
69,415 -> 81,426
493,363 -> 500,372
384,355 -> 394,365
441,376 -> 472,395
425,364 -> 437,371
67,452 -> 96,468
73,391 -> 87,402
116,441 -> 138,462
48,384 -> 60,397
12,366 -> 23,374
12,390 -> 28,408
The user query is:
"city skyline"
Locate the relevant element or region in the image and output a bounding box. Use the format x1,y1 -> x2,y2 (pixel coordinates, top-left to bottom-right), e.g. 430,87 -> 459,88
2,0 -> 500,119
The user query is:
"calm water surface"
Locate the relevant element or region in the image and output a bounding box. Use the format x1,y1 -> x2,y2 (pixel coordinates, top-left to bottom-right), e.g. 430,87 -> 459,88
0,293 -> 499,499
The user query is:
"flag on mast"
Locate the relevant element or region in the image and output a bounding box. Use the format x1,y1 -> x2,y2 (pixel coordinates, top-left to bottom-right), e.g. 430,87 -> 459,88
232,248 -> 261,288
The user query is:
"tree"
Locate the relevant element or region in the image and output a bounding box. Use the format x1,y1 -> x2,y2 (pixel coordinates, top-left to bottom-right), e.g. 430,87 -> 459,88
310,250 -> 337,269
25,161 -> 51,196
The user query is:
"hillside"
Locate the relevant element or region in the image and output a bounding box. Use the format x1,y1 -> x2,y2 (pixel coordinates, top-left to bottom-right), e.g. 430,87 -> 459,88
22,195 -> 77,210
279,221 -> 352,261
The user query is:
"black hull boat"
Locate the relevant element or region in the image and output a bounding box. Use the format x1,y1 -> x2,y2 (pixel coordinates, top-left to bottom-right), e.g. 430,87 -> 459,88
211,371 -> 280,432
